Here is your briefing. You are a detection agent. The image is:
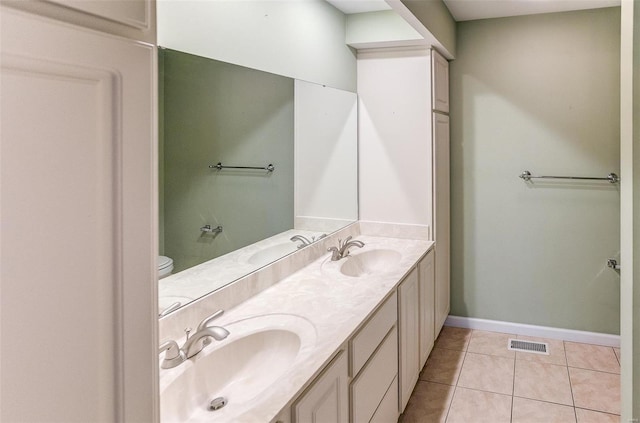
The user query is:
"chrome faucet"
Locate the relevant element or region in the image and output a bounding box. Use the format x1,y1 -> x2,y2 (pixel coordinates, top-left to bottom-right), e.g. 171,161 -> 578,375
290,235 -> 312,248
328,236 -> 364,261
158,309 -> 230,369
182,325 -> 230,358
291,233 -> 328,249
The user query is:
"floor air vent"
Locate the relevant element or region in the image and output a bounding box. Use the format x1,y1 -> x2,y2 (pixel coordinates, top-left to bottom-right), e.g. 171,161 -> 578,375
508,339 -> 549,355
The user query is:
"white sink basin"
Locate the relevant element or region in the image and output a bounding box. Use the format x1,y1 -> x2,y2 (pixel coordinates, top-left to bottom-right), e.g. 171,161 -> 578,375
246,242 -> 298,267
339,249 -> 402,277
160,314 -> 316,422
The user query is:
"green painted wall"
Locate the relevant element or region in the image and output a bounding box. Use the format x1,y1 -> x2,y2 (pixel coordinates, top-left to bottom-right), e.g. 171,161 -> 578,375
450,8 -> 621,334
345,10 -> 423,48
160,49 -> 294,273
634,3 -> 640,415
400,0 -> 456,57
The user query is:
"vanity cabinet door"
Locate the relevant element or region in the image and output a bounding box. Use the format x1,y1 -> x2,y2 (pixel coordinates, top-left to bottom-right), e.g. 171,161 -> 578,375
294,351 -> 349,423
398,267 -> 420,412
419,250 -> 436,368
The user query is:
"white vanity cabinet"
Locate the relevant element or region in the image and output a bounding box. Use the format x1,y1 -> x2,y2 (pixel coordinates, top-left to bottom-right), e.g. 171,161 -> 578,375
419,250 -> 436,368
293,351 -> 349,423
275,245 -> 435,423
350,293 -> 399,423
398,267 -> 420,412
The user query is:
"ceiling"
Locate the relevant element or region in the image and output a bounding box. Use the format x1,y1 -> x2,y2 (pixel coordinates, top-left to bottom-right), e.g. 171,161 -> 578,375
325,0 -> 391,14
326,0 -> 621,21
443,0 -> 621,22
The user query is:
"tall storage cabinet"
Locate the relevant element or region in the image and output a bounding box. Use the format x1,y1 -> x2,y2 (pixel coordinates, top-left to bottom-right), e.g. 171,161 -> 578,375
433,112 -> 451,335
358,47 -> 450,338
358,46 -> 450,412
1,3 -> 157,422
431,49 -> 450,337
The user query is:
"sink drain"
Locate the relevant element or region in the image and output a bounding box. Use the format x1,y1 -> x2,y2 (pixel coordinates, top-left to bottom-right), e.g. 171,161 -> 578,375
209,397 -> 228,411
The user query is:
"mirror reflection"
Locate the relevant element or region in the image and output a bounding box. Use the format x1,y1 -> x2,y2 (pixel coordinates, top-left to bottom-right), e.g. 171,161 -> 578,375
158,49 -> 357,315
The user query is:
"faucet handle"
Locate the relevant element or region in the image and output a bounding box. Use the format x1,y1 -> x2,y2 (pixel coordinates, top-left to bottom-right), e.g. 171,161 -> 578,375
159,340 -> 185,369
327,246 -> 341,261
197,310 -> 225,347
197,310 -> 225,332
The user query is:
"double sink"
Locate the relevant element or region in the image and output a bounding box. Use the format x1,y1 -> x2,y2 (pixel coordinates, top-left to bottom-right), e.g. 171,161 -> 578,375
160,238 -> 404,422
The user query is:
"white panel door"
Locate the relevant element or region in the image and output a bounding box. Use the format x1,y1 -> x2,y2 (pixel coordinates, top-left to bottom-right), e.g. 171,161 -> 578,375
398,267 -> 420,412
1,8 -> 157,422
419,250 -> 435,368
433,113 -> 450,336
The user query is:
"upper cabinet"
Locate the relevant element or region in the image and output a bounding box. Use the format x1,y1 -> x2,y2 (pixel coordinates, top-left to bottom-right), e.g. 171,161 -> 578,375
4,0 -> 155,43
431,49 -> 449,114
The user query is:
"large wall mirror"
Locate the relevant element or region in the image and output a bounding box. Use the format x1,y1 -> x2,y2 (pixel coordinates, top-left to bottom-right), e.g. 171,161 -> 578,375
158,48 -> 358,315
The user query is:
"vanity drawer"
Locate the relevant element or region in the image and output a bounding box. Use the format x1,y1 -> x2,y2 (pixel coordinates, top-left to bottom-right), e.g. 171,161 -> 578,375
370,375 -> 398,423
351,326 -> 398,423
350,292 -> 397,376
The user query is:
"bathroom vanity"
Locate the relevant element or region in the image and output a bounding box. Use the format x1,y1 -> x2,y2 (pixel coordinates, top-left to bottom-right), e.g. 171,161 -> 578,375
159,225 -> 438,422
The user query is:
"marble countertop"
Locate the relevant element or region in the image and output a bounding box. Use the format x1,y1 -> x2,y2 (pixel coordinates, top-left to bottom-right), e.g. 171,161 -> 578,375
159,229 -> 325,313
165,234 -> 434,422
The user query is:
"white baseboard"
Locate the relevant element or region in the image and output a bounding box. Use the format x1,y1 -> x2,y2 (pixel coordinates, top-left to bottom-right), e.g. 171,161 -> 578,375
445,315 -> 620,348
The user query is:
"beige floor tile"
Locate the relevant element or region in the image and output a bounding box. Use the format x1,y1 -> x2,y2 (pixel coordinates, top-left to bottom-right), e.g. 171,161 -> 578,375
400,381 -> 455,423
575,408 -> 620,423
570,368 -> 620,415
435,326 -> 472,351
467,330 -> 515,358
613,348 -> 621,365
514,360 -> 573,406
565,342 -> 620,374
516,335 -> 567,366
446,387 -> 512,423
511,397 -> 576,423
457,352 -> 514,395
420,348 -> 466,385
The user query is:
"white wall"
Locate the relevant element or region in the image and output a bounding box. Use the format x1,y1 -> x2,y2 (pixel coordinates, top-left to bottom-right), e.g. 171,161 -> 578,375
450,8 -> 621,334
294,80 -> 358,232
357,48 -> 433,230
157,0 -> 356,92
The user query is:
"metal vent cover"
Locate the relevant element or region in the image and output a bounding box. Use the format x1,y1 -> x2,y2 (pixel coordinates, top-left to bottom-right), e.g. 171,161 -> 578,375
508,338 -> 549,355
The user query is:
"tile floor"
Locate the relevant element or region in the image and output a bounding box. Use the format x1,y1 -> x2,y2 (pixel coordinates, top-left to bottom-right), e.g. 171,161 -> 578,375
400,327 -> 621,423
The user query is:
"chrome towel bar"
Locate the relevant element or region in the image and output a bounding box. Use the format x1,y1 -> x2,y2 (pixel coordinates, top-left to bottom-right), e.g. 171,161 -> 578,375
607,258 -> 621,270
519,170 -> 619,184
200,224 -> 223,234
209,162 -> 275,172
